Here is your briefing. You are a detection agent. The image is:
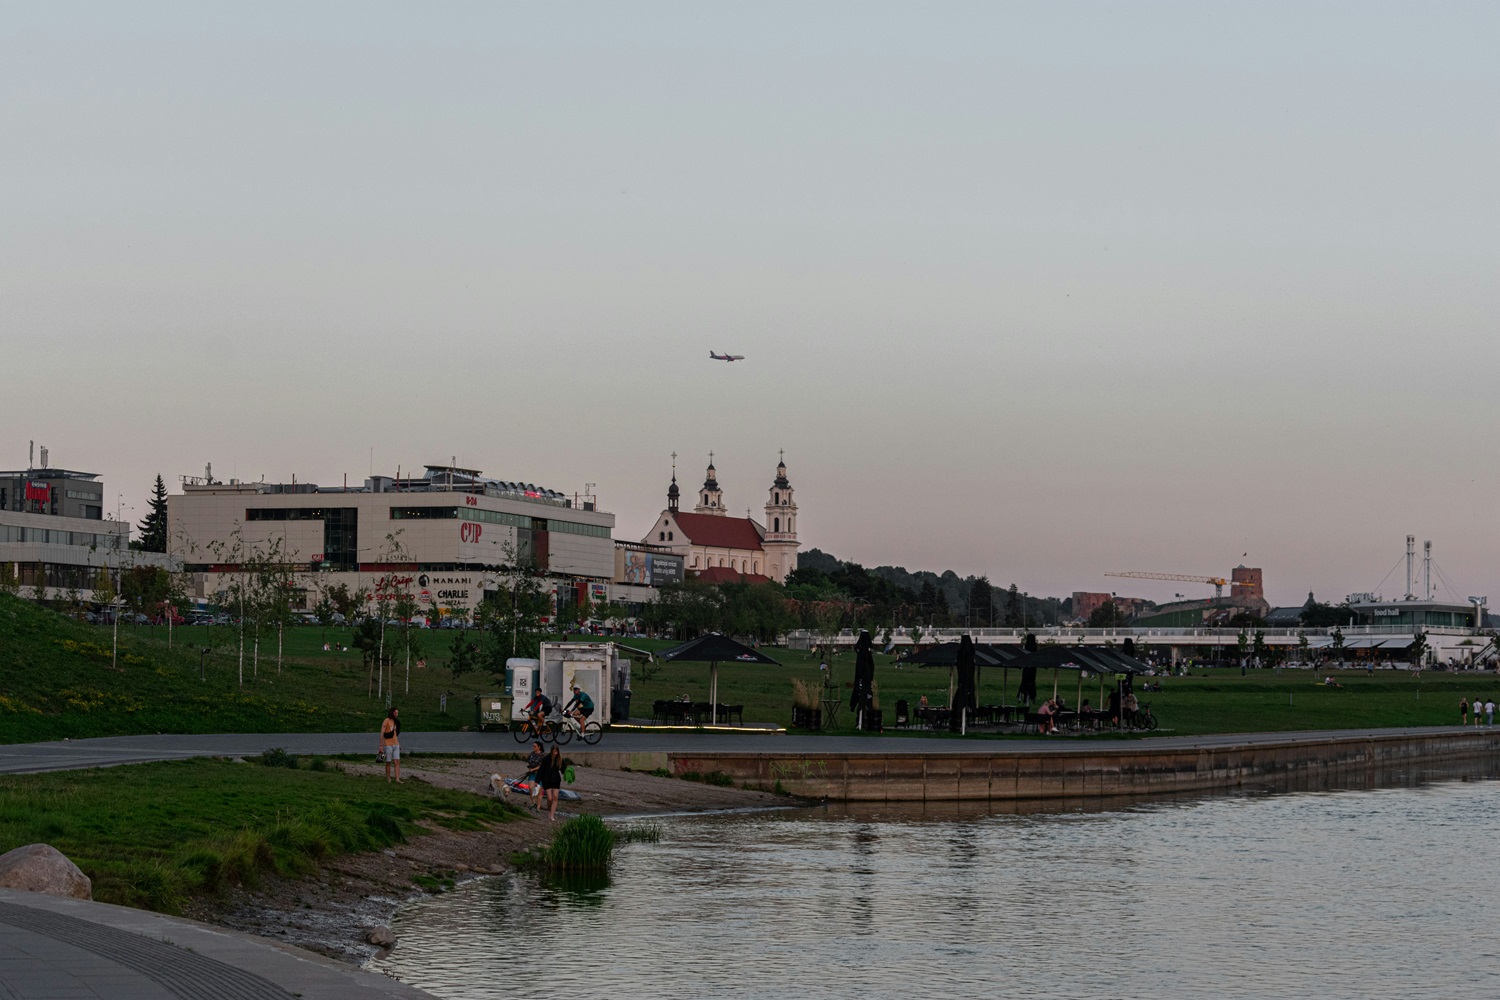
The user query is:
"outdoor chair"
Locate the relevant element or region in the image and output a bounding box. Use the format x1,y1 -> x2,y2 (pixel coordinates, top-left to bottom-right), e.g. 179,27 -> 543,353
651,700 -> 669,725
894,699 -> 909,728
721,704 -> 744,725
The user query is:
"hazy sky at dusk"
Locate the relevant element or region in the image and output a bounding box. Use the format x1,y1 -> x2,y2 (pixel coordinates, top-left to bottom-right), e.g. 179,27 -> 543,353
5,2 -> 1497,607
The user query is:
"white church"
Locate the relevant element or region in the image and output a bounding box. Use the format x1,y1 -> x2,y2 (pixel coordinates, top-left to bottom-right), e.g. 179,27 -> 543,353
641,453 -> 800,585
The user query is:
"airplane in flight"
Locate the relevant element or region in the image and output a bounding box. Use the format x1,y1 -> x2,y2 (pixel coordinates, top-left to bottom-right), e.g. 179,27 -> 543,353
710,351 -> 745,362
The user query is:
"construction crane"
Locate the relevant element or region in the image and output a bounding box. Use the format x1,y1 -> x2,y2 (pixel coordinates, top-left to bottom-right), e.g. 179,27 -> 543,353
1105,571 -> 1229,599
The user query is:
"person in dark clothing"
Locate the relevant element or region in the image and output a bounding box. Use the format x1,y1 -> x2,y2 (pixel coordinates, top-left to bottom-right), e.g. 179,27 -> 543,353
537,747 -> 565,821
523,741 -> 544,811
1107,689 -> 1121,729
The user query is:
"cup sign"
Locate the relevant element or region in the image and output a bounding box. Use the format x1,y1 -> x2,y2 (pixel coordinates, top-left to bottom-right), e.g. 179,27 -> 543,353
459,522 -> 483,544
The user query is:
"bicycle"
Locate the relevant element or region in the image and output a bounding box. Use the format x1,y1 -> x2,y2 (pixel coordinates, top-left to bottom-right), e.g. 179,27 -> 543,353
512,713 -> 558,744
551,712 -> 604,746
1135,703 -> 1159,731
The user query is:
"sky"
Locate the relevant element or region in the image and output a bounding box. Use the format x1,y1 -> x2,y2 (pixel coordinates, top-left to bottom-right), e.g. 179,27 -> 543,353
4,2 -> 1498,608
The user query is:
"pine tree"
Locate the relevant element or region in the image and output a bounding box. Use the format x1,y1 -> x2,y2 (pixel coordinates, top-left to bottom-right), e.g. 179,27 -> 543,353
137,475 -> 169,553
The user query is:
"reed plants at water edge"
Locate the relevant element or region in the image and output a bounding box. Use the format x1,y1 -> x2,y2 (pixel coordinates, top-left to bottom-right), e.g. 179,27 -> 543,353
536,814 -> 616,872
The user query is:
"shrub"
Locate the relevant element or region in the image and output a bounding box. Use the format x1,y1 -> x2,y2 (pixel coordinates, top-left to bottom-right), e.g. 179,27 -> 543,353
537,814 -> 615,872
257,748 -> 298,769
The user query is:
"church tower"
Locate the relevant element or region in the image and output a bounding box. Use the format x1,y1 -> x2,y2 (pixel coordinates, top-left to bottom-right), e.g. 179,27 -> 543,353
666,453 -> 680,513
695,453 -> 725,515
763,451 -> 799,584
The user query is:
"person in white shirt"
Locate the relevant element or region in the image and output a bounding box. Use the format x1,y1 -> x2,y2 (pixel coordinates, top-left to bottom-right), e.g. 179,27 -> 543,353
1486,700 -> 1496,727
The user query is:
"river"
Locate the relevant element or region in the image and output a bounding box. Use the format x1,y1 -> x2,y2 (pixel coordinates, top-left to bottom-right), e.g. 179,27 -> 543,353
373,775 -> 1500,999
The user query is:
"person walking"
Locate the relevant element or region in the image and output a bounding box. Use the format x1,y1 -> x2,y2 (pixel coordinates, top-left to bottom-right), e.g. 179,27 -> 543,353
1475,699 -> 1483,728
1487,699 -> 1496,728
380,707 -> 401,783
1460,698 -> 1469,726
523,741 -> 545,811
537,747 -> 564,822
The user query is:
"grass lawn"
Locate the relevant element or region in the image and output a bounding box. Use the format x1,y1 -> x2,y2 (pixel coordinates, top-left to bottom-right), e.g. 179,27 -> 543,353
0,756 -> 520,912
6,593 -> 1497,742
0,594 -> 508,742
628,645 -> 1500,736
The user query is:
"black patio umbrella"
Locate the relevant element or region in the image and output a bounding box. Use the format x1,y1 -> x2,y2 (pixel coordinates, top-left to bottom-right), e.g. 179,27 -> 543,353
659,632 -> 780,725
849,630 -> 876,729
951,634 -> 977,732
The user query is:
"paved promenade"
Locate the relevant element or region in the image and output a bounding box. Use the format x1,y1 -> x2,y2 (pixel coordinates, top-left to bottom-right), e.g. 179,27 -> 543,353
0,888 -> 432,999
0,725 -> 1477,774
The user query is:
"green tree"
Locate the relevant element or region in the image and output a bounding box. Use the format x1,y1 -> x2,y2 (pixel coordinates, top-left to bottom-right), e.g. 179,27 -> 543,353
474,560 -> 553,678
135,475 -> 169,553
0,562 -> 18,597
1251,629 -> 1267,667
1005,584 -> 1022,627
1331,627 -> 1345,660
448,627 -> 479,677
966,575 -> 993,627
1410,631 -> 1428,668
1237,627 -> 1250,672
1088,601 -> 1121,628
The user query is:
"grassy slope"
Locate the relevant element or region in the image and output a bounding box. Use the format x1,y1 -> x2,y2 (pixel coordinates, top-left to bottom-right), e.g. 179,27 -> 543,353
0,757 -> 519,912
0,593 -> 504,742
4,593 -> 1497,740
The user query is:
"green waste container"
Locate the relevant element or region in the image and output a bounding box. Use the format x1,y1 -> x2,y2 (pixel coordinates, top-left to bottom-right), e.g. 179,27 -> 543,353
476,694 -> 511,732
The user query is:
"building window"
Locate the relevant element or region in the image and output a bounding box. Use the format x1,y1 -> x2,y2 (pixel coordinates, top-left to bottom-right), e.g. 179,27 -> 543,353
659,532 -> 665,541
754,561 -> 760,574
774,517 -> 780,532
692,556 -> 699,568
668,532 -> 673,540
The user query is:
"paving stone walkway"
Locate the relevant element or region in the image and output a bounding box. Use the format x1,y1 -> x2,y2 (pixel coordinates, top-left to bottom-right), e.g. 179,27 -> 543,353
0,890 -> 433,1000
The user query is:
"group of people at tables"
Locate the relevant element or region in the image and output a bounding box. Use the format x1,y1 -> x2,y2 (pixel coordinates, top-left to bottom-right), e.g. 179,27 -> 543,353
1033,690 -> 1141,734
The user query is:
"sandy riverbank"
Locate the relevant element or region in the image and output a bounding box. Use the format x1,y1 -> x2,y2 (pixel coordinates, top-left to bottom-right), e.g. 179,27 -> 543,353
184,754 -> 791,963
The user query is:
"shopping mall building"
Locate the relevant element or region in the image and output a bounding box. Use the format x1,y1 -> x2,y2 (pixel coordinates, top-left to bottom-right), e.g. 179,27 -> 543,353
169,463 -> 678,618
0,460 -> 175,600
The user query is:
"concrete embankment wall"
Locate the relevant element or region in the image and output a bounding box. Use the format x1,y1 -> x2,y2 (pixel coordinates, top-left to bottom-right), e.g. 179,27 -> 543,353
577,731 -> 1500,802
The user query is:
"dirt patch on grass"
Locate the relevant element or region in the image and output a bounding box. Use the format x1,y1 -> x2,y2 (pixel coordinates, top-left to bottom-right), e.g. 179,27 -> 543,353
186,756 -> 789,963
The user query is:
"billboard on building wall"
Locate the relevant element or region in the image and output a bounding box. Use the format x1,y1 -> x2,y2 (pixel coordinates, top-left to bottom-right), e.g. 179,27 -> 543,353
25,482 -> 49,503
622,550 -> 684,586
650,554 -> 683,586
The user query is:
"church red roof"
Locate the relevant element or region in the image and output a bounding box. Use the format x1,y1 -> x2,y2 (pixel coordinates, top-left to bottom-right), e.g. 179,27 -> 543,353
671,511 -> 763,551
694,567 -> 773,585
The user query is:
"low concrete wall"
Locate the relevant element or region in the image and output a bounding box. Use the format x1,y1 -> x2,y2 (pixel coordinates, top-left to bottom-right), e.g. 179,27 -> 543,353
582,731 -> 1500,802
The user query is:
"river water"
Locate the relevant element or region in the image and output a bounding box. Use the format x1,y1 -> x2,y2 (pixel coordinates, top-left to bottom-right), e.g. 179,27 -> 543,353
373,776 -> 1500,999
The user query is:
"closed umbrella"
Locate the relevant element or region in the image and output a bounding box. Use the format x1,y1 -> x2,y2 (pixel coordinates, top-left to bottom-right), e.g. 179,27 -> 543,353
659,632 -> 780,725
952,634 -> 977,733
850,629 -> 876,730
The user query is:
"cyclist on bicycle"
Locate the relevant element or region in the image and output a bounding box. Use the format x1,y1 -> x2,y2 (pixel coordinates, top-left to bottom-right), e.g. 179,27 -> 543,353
524,690 -> 554,732
563,684 -> 594,730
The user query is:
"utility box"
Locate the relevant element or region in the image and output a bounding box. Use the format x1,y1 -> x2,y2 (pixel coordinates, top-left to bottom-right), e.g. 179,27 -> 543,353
537,642 -> 634,725
475,694 -> 510,732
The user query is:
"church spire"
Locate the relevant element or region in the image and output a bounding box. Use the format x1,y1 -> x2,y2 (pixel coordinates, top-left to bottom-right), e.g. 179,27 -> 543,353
667,451 -> 680,512
695,452 -> 725,515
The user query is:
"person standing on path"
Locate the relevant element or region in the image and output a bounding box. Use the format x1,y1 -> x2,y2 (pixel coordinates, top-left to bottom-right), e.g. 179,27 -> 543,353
380,708 -> 401,783
1487,700 -> 1496,727
524,741 -> 545,810
537,747 -> 564,821
1461,698 -> 1469,726
1475,699 -> 1483,728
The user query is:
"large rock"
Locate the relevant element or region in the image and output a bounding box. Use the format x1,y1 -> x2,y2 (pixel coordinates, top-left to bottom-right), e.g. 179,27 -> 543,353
365,925 -> 397,949
0,844 -> 92,900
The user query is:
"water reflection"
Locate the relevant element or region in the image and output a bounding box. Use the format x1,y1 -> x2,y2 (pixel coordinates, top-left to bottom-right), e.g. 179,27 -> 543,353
375,765 -> 1500,1000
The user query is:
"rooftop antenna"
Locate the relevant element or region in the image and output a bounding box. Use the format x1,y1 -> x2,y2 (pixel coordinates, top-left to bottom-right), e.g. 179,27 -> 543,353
1405,535 -> 1415,600
1424,540 -> 1432,601
38,445 -> 48,469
